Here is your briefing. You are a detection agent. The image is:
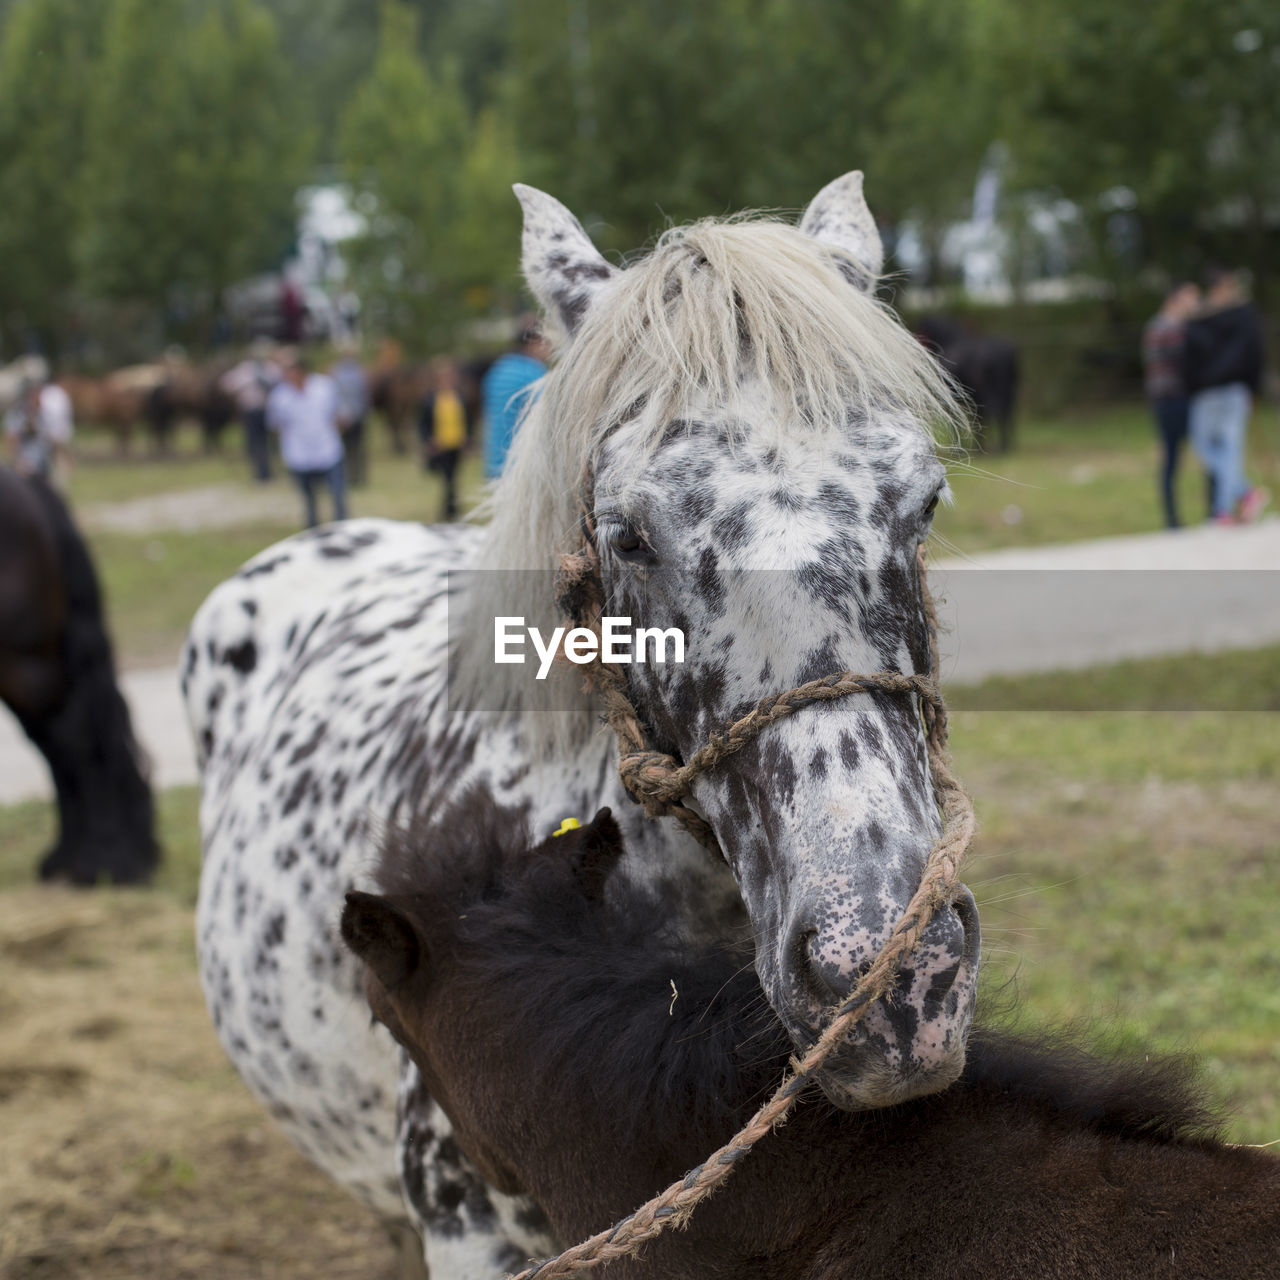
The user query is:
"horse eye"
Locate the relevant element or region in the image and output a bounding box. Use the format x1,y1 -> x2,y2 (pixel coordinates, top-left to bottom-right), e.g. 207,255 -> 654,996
923,492 -> 940,520
596,515 -> 652,561
610,528 -> 647,558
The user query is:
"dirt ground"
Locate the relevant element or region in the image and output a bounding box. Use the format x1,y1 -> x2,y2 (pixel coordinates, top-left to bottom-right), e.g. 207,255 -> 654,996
0,887 -> 397,1280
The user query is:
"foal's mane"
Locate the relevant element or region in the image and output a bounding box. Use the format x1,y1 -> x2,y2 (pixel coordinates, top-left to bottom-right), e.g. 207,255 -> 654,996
379,799 -> 1224,1152
378,796 -> 778,1147
452,215 -> 965,733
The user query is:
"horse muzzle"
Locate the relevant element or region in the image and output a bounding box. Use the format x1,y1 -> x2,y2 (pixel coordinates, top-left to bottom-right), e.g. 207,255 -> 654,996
774,883 -> 980,1110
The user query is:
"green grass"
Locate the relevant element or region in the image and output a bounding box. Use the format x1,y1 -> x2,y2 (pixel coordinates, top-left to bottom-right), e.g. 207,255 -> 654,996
950,710 -> 1280,1142
69,420 -> 487,518
948,643 -> 1280,712
69,427 -> 261,504
951,708 -> 1280,786
0,786 -> 203,902
933,402 -> 1280,554
93,526 -> 301,667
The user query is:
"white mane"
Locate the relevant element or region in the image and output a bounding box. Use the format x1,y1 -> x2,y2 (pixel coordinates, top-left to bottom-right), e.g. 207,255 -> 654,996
455,213 -> 964,734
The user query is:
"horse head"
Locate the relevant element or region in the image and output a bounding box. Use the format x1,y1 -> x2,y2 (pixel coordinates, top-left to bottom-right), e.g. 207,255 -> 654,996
485,173 -> 980,1111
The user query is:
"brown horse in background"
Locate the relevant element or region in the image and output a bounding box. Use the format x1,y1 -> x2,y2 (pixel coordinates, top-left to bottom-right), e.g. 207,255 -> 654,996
0,467 -> 157,883
63,359 -> 235,454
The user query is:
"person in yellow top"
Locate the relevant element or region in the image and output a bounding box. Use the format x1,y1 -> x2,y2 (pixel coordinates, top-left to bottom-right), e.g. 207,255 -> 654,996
418,358 -> 471,520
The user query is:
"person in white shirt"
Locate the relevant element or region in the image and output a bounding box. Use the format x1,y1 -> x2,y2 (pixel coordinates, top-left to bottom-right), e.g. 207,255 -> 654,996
4,376 -> 74,482
220,339 -> 280,482
265,355 -> 348,528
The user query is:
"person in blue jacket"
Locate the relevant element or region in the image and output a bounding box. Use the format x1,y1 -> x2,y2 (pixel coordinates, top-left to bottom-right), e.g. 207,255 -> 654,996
481,317 -> 549,478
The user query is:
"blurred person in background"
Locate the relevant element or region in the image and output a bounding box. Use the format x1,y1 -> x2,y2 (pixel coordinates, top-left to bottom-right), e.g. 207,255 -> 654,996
266,354 -> 347,529
419,358 -> 469,520
279,275 -> 307,345
330,343 -> 371,488
1142,281 -> 1200,529
481,316 -> 548,478
220,339 -> 280,482
4,373 -> 74,484
1183,268 -> 1269,524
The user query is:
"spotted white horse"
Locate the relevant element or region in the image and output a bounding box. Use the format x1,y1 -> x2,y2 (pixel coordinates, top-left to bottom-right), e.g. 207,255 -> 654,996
183,171 -> 980,1276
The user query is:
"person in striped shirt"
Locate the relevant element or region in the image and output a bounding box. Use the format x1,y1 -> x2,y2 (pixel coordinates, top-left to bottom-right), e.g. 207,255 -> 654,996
1142,281 -> 1200,528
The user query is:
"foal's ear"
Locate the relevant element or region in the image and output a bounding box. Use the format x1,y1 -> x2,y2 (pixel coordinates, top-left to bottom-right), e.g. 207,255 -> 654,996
567,806 -> 625,902
341,891 -> 424,989
513,183 -> 618,337
798,170 -> 883,293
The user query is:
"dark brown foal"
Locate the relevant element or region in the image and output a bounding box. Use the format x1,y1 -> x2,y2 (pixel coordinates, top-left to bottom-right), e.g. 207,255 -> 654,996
342,806 -> 1280,1280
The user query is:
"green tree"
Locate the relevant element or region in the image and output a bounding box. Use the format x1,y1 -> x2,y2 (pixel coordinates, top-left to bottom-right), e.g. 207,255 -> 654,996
505,0 -> 990,254
862,0 -> 996,276
260,0 -> 380,158
178,0 -> 311,300
77,0 -> 308,335
453,104 -> 522,292
983,0 -> 1280,295
77,0 -> 191,308
0,0 -> 100,350
340,1 -> 517,346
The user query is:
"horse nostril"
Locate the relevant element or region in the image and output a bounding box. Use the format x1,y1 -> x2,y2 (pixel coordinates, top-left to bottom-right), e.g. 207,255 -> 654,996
790,924 -> 849,1009
793,925 -> 819,980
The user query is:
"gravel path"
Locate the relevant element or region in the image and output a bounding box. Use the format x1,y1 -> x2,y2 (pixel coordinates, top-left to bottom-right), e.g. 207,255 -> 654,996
3,518 -> 1278,804
81,484 -> 296,534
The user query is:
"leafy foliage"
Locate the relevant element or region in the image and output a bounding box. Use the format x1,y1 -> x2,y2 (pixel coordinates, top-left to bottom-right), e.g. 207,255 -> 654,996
0,0 -> 99,347
77,0 -> 308,318
981,0 -> 1280,288
0,0 -> 307,351
1,0 -> 1277,353
338,2 -> 518,346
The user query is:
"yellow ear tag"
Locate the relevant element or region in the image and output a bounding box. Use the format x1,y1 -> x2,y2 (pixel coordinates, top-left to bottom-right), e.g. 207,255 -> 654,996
552,817 -> 581,838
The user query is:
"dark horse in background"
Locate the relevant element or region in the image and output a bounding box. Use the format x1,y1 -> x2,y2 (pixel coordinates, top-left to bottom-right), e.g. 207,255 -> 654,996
915,314 -> 1020,452
0,468 -> 158,883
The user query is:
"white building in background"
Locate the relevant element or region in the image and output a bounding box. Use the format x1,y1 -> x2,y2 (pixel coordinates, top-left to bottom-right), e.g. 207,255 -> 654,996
895,146 -> 1098,307
291,183 -> 367,341
224,183 -> 367,343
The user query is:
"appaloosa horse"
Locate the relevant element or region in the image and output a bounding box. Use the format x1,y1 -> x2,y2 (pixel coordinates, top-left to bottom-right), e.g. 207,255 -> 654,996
183,171 -> 977,1275
344,805 -> 1280,1279
0,468 -> 157,883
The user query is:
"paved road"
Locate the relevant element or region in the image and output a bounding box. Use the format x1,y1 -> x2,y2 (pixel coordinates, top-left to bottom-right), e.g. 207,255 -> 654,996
3,519 -> 1278,804
931,516 -> 1280,683
1,667 -> 197,805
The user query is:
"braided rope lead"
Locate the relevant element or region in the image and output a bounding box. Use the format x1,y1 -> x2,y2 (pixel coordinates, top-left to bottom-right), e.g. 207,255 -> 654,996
504,545 -> 974,1280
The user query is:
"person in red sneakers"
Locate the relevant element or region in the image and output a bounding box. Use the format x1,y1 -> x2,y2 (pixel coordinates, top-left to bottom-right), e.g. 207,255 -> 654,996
1183,268 -> 1269,524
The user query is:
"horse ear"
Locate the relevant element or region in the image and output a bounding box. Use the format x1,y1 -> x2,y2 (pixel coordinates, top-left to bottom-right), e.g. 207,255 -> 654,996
568,806 -> 625,902
514,183 -> 618,337
341,891 -> 424,989
798,170 -> 883,293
